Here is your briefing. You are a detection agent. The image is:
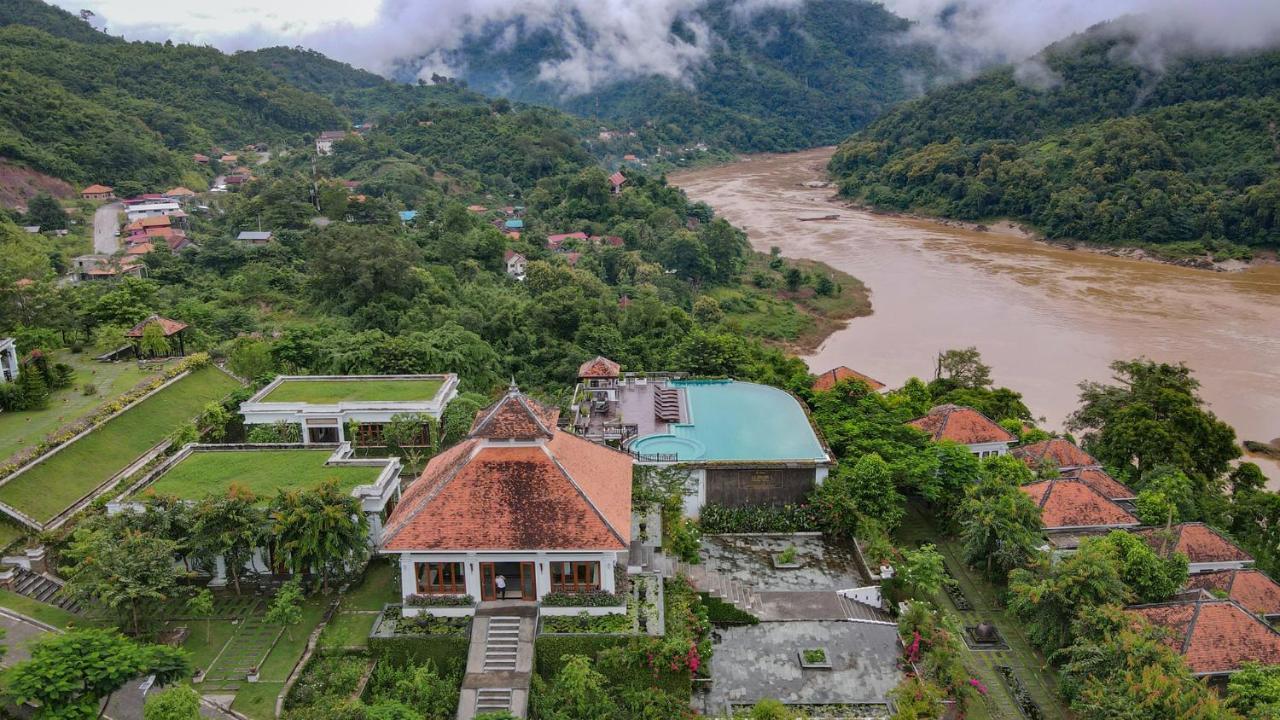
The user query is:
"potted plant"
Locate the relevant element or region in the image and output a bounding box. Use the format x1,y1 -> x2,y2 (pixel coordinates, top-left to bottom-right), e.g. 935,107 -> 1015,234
246,666 -> 259,683
771,544 -> 801,569
798,647 -> 831,669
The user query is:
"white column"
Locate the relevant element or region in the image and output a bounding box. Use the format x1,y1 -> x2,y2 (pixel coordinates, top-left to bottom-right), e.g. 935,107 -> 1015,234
601,557 -> 616,594
465,559 -> 482,600
399,555 -> 417,599
536,559 -> 552,600
209,555 -> 228,586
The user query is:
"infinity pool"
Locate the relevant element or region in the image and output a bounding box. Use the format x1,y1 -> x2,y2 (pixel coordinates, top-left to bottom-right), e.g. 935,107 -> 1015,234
628,380 -> 828,462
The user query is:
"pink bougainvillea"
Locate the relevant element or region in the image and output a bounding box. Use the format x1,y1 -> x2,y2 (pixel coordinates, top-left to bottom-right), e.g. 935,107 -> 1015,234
969,677 -> 988,695
905,630 -> 922,664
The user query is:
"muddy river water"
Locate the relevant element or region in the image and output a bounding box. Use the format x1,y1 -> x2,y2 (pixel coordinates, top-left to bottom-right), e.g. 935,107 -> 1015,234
671,147 -> 1280,484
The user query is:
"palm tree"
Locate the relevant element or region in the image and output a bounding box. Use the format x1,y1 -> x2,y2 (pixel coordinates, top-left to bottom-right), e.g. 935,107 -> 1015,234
268,481 -> 368,592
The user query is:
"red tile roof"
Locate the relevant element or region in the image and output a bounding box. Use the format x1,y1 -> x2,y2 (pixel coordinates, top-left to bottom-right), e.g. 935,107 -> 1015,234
578,356 -> 620,379
381,428 -> 632,552
907,404 -> 1014,445
1059,466 -> 1136,501
81,184 -> 113,194
547,232 -> 588,250
125,315 -> 188,337
811,366 -> 886,392
125,242 -> 155,255
1127,598 -> 1280,675
1011,438 -> 1098,470
609,171 -> 627,187
1021,478 -> 1138,530
469,388 -> 560,440
1136,523 -> 1253,566
1186,570 -> 1280,618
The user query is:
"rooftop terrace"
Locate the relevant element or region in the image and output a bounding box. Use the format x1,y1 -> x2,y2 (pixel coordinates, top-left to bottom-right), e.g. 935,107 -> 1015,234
135,447 -> 387,502
259,377 -> 447,405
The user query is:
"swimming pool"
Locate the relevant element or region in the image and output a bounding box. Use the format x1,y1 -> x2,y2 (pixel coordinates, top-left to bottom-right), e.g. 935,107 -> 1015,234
628,380 -> 828,463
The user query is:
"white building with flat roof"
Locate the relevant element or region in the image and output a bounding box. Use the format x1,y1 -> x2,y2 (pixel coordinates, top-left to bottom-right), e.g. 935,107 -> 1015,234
239,374 -> 459,446
125,201 -> 181,222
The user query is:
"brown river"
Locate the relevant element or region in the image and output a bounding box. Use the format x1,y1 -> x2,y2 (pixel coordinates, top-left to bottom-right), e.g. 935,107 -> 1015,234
671,147 -> 1280,485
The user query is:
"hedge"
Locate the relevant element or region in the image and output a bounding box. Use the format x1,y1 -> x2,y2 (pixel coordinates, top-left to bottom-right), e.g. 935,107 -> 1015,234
700,593 -> 760,625
533,635 -> 688,696
369,634 -> 469,668
405,594 -> 474,607
697,503 -> 822,534
540,590 -> 624,607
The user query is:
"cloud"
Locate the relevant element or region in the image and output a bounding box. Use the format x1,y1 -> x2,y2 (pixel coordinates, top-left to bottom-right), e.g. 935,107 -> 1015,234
880,0 -> 1280,77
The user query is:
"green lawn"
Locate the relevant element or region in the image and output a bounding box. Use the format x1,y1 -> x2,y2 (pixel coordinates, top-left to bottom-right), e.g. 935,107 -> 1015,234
339,559 -> 399,612
896,503 -> 1068,720
0,589 -> 79,629
262,378 -> 444,404
319,612 -> 375,651
0,522 -> 26,552
0,366 -> 241,522
259,598 -> 329,681
140,449 -> 382,502
0,352 -> 154,461
231,681 -> 283,720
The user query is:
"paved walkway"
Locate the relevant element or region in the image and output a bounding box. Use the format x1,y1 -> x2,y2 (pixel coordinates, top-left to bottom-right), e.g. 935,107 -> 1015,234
93,202 -> 122,254
456,604 -> 535,720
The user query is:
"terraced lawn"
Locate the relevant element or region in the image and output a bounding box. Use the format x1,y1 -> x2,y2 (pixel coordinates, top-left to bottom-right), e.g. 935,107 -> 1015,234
896,503 -> 1070,720
0,352 -> 155,461
0,366 -> 240,522
262,377 -> 444,404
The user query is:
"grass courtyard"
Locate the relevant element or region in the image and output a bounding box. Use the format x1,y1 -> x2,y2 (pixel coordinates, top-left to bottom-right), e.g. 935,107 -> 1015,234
0,351 -> 156,461
139,448 -> 384,502
896,502 -> 1068,720
0,366 -> 241,522
261,378 -> 444,404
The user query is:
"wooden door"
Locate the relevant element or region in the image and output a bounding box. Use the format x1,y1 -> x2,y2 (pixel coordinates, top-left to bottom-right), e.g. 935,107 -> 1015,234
519,562 -> 536,600
480,563 -> 496,601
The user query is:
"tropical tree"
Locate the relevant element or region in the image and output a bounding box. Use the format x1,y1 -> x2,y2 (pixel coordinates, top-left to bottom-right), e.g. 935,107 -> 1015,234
266,578 -> 304,640
812,452 -> 905,536
1094,530 -> 1187,603
269,481 -> 369,591
933,346 -> 992,390
7,629 -> 191,720
889,544 -> 948,601
1227,662 -> 1280,719
530,655 -> 619,720
958,475 -> 1043,581
61,525 -> 185,636
384,412 -> 433,473
246,420 -> 302,443
1008,540 -> 1132,652
188,486 -> 264,595
139,322 -> 170,357
186,589 -> 215,643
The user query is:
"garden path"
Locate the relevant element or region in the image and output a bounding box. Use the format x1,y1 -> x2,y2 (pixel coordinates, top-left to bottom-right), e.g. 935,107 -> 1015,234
456,603 -> 535,720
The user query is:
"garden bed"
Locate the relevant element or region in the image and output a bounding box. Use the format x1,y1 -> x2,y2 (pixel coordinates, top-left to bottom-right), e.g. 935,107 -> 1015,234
997,665 -> 1045,720
368,605 -> 470,667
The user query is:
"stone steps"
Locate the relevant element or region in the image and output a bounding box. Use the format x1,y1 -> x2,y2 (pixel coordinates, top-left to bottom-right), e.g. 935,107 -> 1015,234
673,560 -> 761,614
475,688 -> 513,714
10,568 -> 82,614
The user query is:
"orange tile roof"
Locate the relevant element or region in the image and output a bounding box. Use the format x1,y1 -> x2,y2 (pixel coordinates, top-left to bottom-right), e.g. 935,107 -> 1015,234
907,404 -> 1014,445
1059,466 -> 1136,501
578,356 -> 620,379
1128,598 -> 1280,675
1186,570 -> 1280,618
469,388 -> 560,440
1011,438 -> 1098,470
1021,478 -> 1138,529
165,187 -> 195,197
81,184 -> 113,194
1136,523 -> 1253,566
125,315 -> 188,337
811,366 -> 886,392
381,432 -> 631,552
125,242 -> 155,255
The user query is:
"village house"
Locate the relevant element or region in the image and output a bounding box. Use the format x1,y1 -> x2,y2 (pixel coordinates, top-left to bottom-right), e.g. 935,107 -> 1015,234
126,315 -> 188,358
71,255 -> 145,282
546,231 -> 587,251
192,153 -> 210,164
163,186 -> 196,200
570,357 -> 831,514
381,386 -> 631,614
1020,477 -> 1140,556
124,199 -> 181,222
609,170 -> 626,194
80,184 -> 114,200
237,231 -> 273,245
220,154 -> 239,164
315,130 -> 349,156
811,365 -> 886,393
240,374 -> 459,446
0,338 -> 18,384
908,404 -> 1015,457
1136,522 -> 1254,574
1185,569 -> 1280,622
1127,596 -> 1280,679
504,250 -> 527,280
111,443 -> 401,583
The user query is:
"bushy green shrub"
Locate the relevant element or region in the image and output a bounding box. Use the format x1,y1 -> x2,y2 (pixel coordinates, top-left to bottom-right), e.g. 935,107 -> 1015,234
540,591 -> 623,607
697,503 -> 821,533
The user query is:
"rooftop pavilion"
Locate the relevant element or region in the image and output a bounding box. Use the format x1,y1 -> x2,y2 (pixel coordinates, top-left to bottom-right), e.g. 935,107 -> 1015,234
240,374 -> 459,446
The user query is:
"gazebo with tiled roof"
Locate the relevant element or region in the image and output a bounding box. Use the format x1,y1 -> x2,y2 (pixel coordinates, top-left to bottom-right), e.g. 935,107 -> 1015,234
125,314 -> 189,358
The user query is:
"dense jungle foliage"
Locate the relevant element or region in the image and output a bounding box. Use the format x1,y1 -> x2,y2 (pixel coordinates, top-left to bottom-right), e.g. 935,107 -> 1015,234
830,25 -> 1280,257
433,0 -> 938,153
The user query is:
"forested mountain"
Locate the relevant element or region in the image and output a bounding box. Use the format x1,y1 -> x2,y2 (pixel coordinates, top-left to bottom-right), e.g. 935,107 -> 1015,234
829,24 -> 1280,257
417,0 -> 938,152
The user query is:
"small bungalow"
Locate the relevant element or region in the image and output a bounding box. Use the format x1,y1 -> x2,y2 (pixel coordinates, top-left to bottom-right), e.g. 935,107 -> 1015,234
1127,597 -> 1280,678
381,386 -> 632,615
399,210 -> 418,224
1135,522 -> 1254,575
547,231 -> 587,251
504,250 -> 527,280
125,200 -> 181,222
466,205 -> 488,214
1020,477 -> 1139,533
502,218 -> 524,233
80,184 -> 114,200
237,231 -> 273,245
907,404 -> 1014,457
164,187 -> 196,200
239,374 -> 459,446
1011,438 -> 1097,472
219,154 -> 239,164
0,338 -> 18,384
112,443 -> 401,583
1185,569 -> 1280,622
193,153 -> 210,164
315,131 -> 349,156
609,170 -> 627,194
811,366 -> 886,393
126,315 -> 188,357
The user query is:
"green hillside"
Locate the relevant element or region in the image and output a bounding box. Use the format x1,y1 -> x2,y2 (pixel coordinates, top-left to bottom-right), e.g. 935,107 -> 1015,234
829,29 -> 1280,256
437,0 -> 938,153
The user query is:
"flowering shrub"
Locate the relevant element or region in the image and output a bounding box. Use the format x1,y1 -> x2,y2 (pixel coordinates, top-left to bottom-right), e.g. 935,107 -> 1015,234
404,593 -> 474,607
541,590 -> 624,607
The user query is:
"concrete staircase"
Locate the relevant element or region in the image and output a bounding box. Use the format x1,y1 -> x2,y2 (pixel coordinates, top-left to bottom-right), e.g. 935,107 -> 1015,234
665,558 -> 761,615
457,604 -> 536,720
9,567 -> 82,614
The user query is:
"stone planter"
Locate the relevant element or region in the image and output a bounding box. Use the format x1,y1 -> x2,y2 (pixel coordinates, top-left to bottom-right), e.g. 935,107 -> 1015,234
771,553 -> 802,569
246,668 -> 260,683
797,647 -> 831,669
